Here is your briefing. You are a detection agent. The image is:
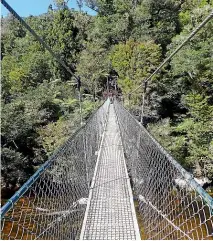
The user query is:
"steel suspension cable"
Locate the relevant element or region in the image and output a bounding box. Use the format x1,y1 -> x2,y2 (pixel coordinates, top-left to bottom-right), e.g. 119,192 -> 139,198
128,10 -> 213,96
1,0 -> 78,79
126,10 -> 213,124
1,0 -> 84,124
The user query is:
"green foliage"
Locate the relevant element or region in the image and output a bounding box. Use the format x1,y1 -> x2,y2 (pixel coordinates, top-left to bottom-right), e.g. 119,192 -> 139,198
149,94 -> 213,179
145,2 -> 213,181
174,94 -> 213,178
53,0 -> 69,9
110,40 -> 161,103
169,4 -> 213,96
38,118 -> 72,155
1,148 -> 33,190
1,79 -> 89,193
38,97 -> 99,155
148,119 -> 188,166
76,42 -> 110,98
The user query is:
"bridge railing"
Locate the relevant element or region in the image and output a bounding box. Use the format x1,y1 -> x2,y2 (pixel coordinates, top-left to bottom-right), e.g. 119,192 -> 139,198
1,99 -> 110,240
114,99 -> 213,240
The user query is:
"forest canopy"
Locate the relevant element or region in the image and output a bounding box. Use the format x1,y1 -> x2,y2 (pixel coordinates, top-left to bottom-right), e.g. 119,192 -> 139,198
1,0 -> 213,197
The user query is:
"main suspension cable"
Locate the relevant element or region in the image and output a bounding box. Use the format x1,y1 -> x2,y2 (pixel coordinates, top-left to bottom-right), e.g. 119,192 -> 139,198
125,10 -> 213,124
1,0 -> 78,79
128,10 -> 213,96
1,0 -> 84,124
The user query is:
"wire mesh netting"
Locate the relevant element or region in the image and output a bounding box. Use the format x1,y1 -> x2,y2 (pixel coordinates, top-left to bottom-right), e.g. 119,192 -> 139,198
1,100 -> 110,240
114,99 -> 213,240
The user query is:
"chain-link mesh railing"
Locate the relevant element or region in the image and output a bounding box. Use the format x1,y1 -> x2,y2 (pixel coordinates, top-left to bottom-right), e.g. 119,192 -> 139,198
114,99 -> 213,240
1,99 -> 110,240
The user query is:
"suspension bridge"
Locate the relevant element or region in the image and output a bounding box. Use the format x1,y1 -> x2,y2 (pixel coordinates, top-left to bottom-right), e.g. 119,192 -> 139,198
1,0 -> 213,240
1,99 -> 213,240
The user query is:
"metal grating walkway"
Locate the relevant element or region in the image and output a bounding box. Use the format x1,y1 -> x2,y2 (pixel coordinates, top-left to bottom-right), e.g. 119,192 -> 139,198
80,104 -> 140,240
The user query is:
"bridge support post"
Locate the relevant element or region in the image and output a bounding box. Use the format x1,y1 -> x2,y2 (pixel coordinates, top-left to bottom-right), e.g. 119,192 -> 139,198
83,131 -> 90,189
140,81 -> 147,125
79,91 -> 83,126
134,130 -> 141,191
140,93 -> 145,124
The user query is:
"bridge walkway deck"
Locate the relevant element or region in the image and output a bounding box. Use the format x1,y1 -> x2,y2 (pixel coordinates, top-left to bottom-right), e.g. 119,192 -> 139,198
80,103 -> 140,240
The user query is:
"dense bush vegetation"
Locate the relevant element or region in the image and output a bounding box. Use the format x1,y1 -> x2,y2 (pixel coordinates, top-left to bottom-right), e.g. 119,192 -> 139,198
1,0 -> 213,196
